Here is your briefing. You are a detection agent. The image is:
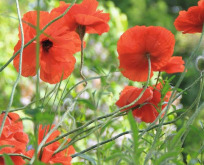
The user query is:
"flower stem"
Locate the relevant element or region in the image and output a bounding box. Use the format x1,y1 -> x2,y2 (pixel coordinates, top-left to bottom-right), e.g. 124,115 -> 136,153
76,25 -> 87,86
0,0 -> 24,136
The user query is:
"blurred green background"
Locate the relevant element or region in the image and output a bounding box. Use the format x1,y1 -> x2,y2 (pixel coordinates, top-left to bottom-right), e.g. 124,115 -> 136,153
0,0 -> 204,164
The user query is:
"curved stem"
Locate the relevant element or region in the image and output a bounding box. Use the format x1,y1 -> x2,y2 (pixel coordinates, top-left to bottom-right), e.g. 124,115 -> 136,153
80,37 -> 87,86
0,0 -> 24,136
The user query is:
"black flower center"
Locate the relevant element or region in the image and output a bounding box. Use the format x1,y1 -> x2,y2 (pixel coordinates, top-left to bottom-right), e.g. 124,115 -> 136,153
41,39 -> 53,53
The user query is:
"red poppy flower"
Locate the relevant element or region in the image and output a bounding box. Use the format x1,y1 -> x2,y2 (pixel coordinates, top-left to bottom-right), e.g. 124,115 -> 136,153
13,11 -> 81,84
27,125 -> 75,165
117,26 -> 175,82
116,83 -> 171,123
132,83 -> 171,123
0,113 -> 29,165
159,56 -> 185,74
51,0 -> 110,35
174,0 -> 204,34
116,86 -> 153,111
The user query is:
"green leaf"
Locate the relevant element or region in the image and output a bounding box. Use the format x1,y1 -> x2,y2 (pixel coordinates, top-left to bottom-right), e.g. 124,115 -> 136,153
78,154 -> 97,165
25,107 -> 55,124
155,151 -> 179,165
77,99 -> 96,110
109,65 -> 117,73
3,154 -> 14,165
35,111 -> 55,124
104,153 -> 130,162
168,127 -> 185,150
127,111 -> 140,165
100,120 -> 113,136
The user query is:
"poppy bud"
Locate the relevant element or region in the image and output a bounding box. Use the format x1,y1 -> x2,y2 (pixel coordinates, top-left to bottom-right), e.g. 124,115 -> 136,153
196,56 -> 204,72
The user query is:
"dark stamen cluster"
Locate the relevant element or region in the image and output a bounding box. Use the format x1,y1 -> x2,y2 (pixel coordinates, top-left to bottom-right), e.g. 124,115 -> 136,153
41,39 -> 53,53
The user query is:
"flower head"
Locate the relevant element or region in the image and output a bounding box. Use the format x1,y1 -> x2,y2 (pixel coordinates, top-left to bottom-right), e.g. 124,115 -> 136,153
0,113 -> 29,165
116,86 -> 153,111
117,26 -> 175,82
174,0 -> 204,34
13,11 -> 81,84
51,0 -> 110,36
116,83 -> 171,123
132,83 -> 171,123
196,56 -> 204,72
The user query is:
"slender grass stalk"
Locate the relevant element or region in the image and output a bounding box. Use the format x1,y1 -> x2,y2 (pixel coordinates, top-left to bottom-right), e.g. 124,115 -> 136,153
54,123 -> 103,154
172,73 -> 204,103
0,0 -> 24,136
55,78 -> 70,111
52,74 -> 64,111
181,73 -> 204,143
62,75 -> 107,100
32,1 -> 40,163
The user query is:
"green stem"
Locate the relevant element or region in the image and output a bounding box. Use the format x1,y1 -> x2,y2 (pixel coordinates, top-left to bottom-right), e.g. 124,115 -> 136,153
0,154 -> 31,160
80,35 -> 87,86
71,131 -> 131,158
54,123 -> 103,154
54,124 -> 102,155
5,84 -> 57,113
62,75 -> 107,100
43,111 -> 124,147
0,0 -> 24,136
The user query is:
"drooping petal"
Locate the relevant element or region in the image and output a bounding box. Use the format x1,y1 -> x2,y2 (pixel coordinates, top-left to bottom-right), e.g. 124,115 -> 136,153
158,56 -> 185,74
